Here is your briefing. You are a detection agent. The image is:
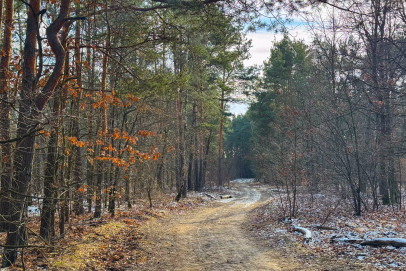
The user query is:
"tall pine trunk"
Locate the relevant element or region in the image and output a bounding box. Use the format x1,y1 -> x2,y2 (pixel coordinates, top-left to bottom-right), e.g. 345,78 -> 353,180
0,0 -> 14,232
3,0 -> 74,266
40,96 -> 60,240
2,1 -> 40,265
94,30 -> 110,218
72,14 -> 84,216
39,26 -> 71,240
217,87 -> 225,188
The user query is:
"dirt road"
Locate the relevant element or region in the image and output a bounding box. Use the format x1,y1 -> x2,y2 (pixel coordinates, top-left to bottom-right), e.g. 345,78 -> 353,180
137,179 -> 305,271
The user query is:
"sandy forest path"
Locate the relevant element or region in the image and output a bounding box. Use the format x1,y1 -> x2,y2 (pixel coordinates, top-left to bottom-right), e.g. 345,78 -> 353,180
137,179 -> 306,271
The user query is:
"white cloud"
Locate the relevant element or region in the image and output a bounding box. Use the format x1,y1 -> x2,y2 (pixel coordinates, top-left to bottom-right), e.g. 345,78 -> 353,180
229,103 -> 249,116
235,23 -> 314,115
244,25 -> 313,67
244,32 -> 276,67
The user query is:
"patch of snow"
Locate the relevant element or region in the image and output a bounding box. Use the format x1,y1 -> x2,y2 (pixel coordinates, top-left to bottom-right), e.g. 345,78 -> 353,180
389,262 -> 400,267
274,228 -> 287,234
313,194 -> 325,198
363,231 -> 380,239
384,231 -> 399,237
28,206 -> 40,216
167,202 -> 179,208
352,244 -> 363,249
219,197 -> 235,203
270,188 -> 285,193
293,226 -> 312,239
232,178 -> 255,184
240,188 -> 261,207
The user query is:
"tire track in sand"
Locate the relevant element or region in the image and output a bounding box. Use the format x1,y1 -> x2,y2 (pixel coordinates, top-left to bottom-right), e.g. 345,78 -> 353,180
137,179 -> 307,271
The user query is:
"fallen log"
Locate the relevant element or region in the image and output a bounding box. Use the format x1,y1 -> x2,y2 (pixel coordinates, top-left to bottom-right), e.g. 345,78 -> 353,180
220,195 -> 232,199
293,226 -> 312,240
361,238 -> 406,248
204,193 -> 215,199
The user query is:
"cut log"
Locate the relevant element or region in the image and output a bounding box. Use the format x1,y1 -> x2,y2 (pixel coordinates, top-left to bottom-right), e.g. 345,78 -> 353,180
220,195 -> 232,199
361,238 -> 406,248
293,226 -> 312,240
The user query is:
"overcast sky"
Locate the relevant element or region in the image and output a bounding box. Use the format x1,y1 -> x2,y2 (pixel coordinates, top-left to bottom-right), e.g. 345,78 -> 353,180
244,25 -> 313,67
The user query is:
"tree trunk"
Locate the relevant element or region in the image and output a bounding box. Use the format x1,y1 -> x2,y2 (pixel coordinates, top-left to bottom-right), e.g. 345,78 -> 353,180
108,167 -> 119,216
72,15 -> 84,216
173,47 -> 187,198
2,1 -> 40,266
0,0 -> 4,42
40,97 -> 60,240
218,87 -> 225,187
0,0 -> 14,232
192,101 -> 199,191
187,153 -> 193,191
94,32 -> 110,219
40,26 -> 71,240
3,0 -> 73,266
94,159 -> 103,218
86,20 -> 96,213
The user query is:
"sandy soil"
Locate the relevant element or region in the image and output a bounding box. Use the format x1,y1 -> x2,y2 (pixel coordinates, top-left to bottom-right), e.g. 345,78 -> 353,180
136,180 -> 312,271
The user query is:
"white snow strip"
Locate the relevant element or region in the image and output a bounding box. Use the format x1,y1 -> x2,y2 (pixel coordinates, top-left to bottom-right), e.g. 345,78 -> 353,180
294,226 -> 312,240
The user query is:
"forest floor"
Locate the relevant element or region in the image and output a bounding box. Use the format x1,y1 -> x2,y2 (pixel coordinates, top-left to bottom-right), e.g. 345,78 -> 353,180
4,179 -> 406,270
2,193 -> 209,270
250,184 -> 406,271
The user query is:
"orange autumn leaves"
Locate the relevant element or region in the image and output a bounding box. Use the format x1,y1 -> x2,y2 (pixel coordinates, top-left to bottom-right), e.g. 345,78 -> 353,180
37,75 -> 169,170
66,128 -> 165,170
91,92 -> 140,109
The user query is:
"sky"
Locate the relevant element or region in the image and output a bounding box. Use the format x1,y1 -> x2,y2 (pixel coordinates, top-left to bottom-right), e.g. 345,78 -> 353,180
244,26 -> 313,67
229,22 -> 312,116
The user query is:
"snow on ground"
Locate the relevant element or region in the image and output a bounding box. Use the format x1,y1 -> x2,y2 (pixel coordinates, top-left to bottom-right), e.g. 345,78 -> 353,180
215,178 -> 261,206
28,206 -> 40,216
233,178 -> 255,184
239,187 -> 261,207
251,187 -> 406,270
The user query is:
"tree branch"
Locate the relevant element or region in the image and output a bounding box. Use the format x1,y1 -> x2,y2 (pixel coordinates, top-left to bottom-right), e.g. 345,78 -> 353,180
0,125 -> 42,144
35,0 -> 73,110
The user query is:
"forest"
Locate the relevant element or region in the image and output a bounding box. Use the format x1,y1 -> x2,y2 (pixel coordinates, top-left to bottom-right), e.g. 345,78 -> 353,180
1,0 -> 406,270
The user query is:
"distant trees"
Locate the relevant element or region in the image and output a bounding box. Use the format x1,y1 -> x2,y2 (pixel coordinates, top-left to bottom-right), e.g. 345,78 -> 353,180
245,0 -> 406,218
246,37 -> 313,218
225,115 -> 254,179
309,0 -> 406,212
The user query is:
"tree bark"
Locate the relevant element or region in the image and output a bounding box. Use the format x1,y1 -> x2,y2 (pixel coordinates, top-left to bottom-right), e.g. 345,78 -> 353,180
39,23 -> 71,240
40,97 -> 60,240
0,0 -> 14,231
218,87 -> 224,187
72,14 -> 84,216
3,0 -> 73,266
2,1 -> 40,266
94,29 -> 110,219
